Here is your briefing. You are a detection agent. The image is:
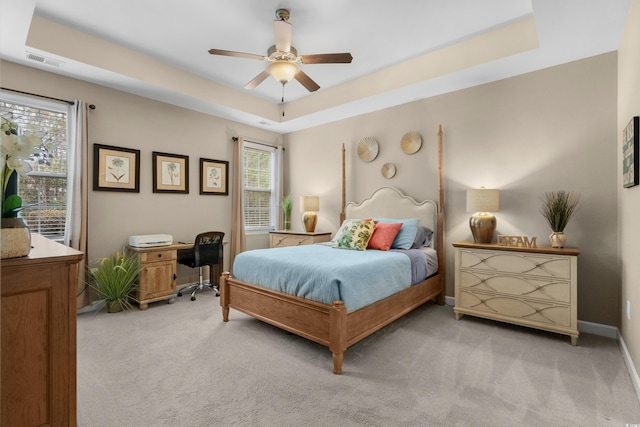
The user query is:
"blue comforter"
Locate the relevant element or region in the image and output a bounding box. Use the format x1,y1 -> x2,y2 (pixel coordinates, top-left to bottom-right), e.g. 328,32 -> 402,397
232,244 -> 416,312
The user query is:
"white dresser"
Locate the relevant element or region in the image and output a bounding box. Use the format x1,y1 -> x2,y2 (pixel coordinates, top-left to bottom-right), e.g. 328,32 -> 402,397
453,241 -> 580,345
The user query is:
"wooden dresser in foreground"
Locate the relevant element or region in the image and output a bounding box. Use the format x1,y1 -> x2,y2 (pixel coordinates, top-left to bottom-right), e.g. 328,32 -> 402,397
453,241 -> 580,345
1,233 -> 84,427
269,230 -> 332,248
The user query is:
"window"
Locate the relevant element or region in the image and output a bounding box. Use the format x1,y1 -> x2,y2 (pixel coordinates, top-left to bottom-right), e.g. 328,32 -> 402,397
243,141 -> 281,231
1,94 -> 69,241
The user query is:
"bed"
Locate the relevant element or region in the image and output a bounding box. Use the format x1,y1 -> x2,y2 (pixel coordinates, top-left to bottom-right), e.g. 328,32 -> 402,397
220,125 -> 445,374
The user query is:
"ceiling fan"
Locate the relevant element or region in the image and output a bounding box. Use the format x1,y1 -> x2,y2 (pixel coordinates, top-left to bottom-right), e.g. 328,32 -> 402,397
208,8 -> 353,93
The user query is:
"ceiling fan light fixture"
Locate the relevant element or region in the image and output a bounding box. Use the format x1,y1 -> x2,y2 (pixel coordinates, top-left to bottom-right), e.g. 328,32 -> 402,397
267,60 -> 299,85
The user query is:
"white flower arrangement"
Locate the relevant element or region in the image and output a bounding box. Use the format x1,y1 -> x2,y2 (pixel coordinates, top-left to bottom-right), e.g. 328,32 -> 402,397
1,113 -> 43,218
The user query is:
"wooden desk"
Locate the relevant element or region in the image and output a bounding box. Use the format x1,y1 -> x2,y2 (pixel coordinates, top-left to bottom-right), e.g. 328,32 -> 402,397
1,234 -> 84,426
127,243 -> 189,309
126,242 -> 225,309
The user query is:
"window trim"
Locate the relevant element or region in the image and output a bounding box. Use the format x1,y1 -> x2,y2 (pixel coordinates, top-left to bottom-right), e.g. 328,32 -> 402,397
0,91 -> 70,241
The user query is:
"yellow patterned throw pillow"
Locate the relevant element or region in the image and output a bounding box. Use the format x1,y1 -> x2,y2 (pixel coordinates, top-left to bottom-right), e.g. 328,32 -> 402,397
332,219 -> 375,251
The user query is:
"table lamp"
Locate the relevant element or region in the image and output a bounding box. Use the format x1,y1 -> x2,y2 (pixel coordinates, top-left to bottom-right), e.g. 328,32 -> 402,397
466,187 -> 500,243
300,195 -> 319,233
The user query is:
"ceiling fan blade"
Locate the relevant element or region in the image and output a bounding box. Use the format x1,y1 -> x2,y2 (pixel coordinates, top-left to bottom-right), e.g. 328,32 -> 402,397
244,70 -> 271,89
294,70 -> 320,92
300,53 -> 353,64
208,49 -> 266,61
273,20 -> 292,52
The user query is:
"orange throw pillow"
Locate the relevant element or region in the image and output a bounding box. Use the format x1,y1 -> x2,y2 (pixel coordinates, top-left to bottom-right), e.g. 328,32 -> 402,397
367,222 -> 403,251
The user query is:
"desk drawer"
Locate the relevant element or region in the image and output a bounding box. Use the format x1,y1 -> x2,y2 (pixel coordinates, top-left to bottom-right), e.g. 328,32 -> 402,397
140,249 -> 176,263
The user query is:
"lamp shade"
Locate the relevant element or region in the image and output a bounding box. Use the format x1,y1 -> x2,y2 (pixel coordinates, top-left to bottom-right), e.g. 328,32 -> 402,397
300,195 -> 319,212
466,188 -> 500,213
268,60 -> 300,85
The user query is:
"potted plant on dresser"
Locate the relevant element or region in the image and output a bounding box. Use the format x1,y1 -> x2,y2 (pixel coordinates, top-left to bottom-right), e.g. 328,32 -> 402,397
89,250 -> 141,312
540,190 -> 580,248
281,194 -> 292,230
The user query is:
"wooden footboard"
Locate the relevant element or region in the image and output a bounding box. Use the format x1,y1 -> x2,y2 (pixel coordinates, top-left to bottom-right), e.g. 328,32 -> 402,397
220,271 -> 443,374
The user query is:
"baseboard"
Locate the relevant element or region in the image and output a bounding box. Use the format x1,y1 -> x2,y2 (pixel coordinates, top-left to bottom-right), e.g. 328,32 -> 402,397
619,334 -> 640,404
76,300 -> 103,314
577,320 -> 619,339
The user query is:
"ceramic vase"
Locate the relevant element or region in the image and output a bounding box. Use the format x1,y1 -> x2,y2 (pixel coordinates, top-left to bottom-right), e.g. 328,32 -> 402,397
549,231 -> 567,248
1,217 -> 31,259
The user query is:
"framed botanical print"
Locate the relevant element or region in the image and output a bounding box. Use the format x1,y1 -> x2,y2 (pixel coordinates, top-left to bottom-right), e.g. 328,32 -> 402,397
200,158 -> 229,195
623,116 -> 639,188
93,144 -> 140,192
152,151 -> 189,193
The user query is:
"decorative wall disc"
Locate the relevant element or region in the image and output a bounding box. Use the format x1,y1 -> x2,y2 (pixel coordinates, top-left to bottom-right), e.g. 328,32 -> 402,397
400,132 -> 422,154
382,163 -> 396,179
357,137 -> 379,162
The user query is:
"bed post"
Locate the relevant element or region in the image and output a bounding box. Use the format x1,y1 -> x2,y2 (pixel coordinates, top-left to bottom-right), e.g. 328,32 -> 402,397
329,301 -> 347,374
340,143 -> 346,224
436,125 -> 446,305
220,272 -> 230,321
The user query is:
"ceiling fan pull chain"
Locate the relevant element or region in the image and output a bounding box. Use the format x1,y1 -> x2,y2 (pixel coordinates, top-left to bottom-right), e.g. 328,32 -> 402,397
282,85 -> 285,117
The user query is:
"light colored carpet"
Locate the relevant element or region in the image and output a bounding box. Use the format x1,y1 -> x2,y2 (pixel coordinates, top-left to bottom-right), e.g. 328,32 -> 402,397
77,290 -> 640,426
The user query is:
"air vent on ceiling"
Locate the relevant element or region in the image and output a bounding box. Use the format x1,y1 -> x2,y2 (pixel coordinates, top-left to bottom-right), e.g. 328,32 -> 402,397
25,52 -> 64,68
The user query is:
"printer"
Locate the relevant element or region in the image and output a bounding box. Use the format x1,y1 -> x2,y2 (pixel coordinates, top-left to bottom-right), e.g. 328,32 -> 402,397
128,234 -> 173,248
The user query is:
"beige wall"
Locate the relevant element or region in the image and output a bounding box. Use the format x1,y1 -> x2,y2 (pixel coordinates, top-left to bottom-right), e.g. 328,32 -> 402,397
285,52 -> 619,326
0,60 -> 282,278
0,46 -> 626,330
618,0 -> 640,392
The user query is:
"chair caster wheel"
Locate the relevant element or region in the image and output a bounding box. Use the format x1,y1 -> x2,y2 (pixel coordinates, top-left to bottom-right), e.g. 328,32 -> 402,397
177,292 -> 182,297
191,296 -> 196,301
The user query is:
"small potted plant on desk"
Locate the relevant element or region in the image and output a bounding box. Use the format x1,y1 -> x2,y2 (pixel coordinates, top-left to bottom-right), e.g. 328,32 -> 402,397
89,250 -> 141,313
540,190 -> 580,248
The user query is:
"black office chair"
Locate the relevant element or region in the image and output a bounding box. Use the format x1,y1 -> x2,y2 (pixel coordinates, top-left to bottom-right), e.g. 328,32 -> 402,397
177,231 -> 224,301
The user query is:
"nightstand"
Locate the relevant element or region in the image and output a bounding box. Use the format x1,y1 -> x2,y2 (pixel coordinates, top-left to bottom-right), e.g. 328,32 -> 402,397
269,230 -> 332,248
453,241 -> 580,345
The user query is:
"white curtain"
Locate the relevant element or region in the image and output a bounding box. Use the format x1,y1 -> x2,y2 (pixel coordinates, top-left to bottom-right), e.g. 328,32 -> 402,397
229,137 -> 246,273
66,100 -> 90,309
275,146 -> 284,228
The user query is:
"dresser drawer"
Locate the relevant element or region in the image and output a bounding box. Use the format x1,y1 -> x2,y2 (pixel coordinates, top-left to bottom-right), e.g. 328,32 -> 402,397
459,249 -> 572,280
269,232 -> 331,248
458,270 -> 571,303
458,289 -> 571,327
270,234 -> 313,247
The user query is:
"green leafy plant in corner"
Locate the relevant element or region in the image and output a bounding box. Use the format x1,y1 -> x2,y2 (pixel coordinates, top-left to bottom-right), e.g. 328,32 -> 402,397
88,250 -> 141,312
540,190 -> 580,232
281,194 -> 292,230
